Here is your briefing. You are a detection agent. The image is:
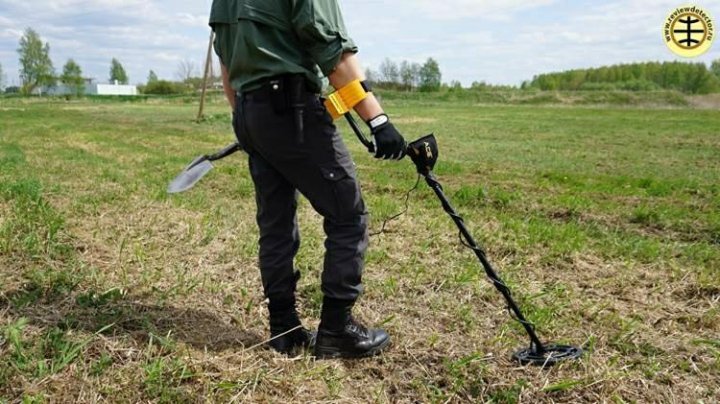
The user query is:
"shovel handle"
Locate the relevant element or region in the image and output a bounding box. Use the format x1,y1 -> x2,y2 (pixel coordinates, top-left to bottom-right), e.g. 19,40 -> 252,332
208,142 -> 242,161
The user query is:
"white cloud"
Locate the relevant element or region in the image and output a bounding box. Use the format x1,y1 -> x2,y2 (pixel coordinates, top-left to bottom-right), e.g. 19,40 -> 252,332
371,0 -> 720,84
0,28 -> 23,40
0,0 -> 213,83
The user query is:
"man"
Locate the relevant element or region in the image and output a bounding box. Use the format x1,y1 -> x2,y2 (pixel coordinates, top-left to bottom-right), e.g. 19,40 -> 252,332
210,0 -> 406,359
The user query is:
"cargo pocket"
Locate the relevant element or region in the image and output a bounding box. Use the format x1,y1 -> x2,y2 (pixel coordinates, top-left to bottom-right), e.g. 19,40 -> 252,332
319,163 -> 363,222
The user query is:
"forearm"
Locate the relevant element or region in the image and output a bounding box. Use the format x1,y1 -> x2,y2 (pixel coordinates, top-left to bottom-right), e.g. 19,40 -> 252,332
328,53 -> 383,120
221,64 -> 235,111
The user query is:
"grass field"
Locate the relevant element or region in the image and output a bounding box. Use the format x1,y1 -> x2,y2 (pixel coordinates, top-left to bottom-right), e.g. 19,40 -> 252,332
1,94 -> 719,402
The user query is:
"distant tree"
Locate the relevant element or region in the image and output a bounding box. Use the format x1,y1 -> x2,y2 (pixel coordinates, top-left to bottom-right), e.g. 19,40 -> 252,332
176,60 -> 198,82
418,58 -> 442,92
711,59 -> 720,78
60,59 -> 84,96
0,62 -> 5,91
142,80 -> 188,95
567,70 -> 586,90
399,61 -> 420,91
411,62 -> 421,88
688,62 -> 720,94
109,58 -> 128,84
378,58 -> 399,86
471,81 -> 489,91
364,68 -> 378,87
17,28 -> 55,94
182,77 -> 204,91
147,70 -> 159,84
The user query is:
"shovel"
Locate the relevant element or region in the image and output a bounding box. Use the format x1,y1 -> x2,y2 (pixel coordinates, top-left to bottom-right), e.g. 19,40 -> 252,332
167,142 -> 241,194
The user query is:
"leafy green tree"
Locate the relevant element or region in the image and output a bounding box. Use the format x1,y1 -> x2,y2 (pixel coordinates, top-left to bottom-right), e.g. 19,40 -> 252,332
60,59 -> 84,96
448,80 -> 463,91
109,58 -> 128,84
17,28 -> 55,94
711,59 -> 720,78
418,58 -> 442,92
399,61 -> 420,91
147,70 -> 158,84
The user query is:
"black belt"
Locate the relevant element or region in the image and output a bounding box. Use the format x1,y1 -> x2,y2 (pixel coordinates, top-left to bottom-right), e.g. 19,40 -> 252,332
238,75 -> 317,99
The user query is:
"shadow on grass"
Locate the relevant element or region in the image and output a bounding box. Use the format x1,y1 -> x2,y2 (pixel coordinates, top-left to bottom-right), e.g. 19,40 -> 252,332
0,289 -> 263,352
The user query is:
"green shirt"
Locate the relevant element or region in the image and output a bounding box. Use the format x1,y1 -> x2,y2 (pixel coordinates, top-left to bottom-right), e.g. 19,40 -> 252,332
209,0 -> 358,93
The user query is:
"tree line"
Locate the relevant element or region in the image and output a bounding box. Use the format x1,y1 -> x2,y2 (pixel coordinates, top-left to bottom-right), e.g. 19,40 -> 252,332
365,58 -> 443,92
6,27 -> 720,97
528,61 -> 720,94
4,28 -> 221,96
5,27 -> 442,96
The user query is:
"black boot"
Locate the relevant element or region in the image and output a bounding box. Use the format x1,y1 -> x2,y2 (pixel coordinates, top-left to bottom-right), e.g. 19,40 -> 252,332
269,325 -> 315,354
314,297 -> 390,359
268,300 -> 315,355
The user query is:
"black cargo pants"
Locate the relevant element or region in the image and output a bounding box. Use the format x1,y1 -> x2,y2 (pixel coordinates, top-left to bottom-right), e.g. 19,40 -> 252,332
233,84 -> 368,304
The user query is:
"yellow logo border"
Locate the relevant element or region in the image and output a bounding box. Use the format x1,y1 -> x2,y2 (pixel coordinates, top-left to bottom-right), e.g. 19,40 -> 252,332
664,5 -> 715,58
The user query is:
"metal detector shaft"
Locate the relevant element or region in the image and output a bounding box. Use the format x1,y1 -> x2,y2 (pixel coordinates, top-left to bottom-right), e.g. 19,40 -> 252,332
343,114 -> 544,349
344,113 -> 375,152
423,173 -> 546,353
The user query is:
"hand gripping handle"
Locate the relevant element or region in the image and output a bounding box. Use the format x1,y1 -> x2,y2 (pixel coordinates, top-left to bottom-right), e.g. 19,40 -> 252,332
344,112 -> 437,175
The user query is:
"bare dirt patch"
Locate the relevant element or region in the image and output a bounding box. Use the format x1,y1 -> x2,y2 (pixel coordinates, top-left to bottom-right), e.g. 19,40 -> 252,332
687,94 -> 720,109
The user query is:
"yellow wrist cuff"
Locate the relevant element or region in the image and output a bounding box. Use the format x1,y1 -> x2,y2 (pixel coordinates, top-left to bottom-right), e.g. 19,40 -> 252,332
324,79 -> 370,120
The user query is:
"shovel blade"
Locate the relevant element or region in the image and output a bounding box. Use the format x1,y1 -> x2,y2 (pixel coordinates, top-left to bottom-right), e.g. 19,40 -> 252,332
167,159 -> 214,194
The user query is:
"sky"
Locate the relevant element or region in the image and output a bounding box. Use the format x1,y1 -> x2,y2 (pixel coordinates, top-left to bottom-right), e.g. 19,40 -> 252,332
0,0 -> 719,87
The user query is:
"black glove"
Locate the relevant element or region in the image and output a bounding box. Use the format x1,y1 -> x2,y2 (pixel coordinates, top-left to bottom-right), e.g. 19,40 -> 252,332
367,114 -> 406,160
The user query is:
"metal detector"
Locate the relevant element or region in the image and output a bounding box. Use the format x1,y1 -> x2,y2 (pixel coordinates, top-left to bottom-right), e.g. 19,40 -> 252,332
344,113 -> 583,366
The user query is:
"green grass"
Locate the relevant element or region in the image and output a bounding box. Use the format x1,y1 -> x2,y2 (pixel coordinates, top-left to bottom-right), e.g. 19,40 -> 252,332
0,94 -> 718,402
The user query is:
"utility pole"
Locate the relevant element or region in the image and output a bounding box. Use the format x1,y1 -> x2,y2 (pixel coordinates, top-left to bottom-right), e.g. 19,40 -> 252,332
197,30 -> 215,122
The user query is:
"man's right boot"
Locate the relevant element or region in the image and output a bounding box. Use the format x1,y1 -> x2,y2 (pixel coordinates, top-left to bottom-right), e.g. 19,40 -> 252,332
268,299 -> 315,355
314,298 -> 390,359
